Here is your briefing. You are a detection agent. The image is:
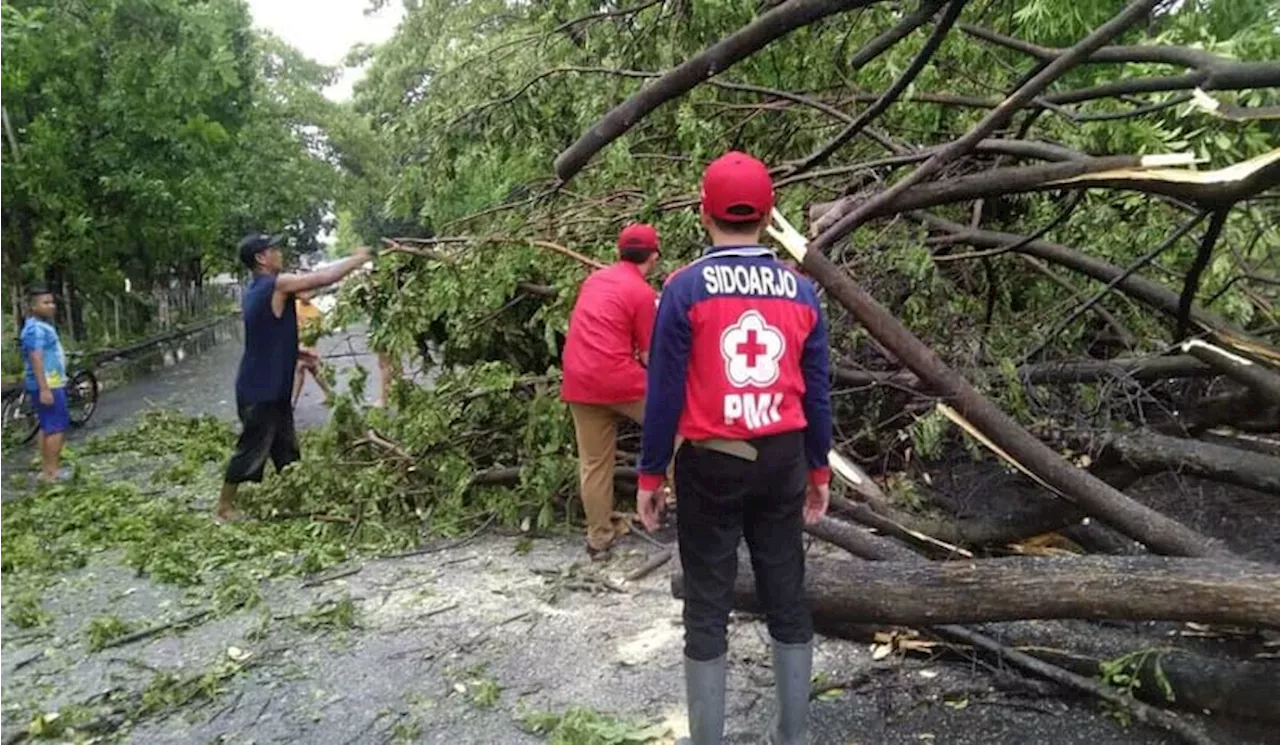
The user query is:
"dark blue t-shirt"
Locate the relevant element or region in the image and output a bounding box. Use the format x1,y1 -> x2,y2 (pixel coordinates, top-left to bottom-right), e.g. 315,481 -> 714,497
235,273 -> 298,404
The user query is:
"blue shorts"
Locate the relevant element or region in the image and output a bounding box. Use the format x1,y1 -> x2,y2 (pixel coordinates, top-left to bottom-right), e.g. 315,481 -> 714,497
33,387 -> 70,435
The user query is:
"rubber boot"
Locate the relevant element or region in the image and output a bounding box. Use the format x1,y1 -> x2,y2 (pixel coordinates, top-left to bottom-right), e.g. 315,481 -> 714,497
677,654 -> 726,745
769,638 -> 812,745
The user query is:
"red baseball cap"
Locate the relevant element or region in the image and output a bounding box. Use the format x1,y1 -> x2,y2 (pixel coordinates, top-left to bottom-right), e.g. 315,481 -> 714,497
701,151 -> 774,223
618,223 -> 659,252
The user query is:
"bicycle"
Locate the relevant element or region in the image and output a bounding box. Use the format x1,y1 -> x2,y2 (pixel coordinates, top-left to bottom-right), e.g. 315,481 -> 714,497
2,355 -> 99,444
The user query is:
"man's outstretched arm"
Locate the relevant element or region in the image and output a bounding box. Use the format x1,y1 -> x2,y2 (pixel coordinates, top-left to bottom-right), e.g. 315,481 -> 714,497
275,247 -> 372,296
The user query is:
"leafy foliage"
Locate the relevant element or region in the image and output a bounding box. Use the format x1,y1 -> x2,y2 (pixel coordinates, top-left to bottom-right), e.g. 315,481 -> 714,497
5,589 -> 53,629
519,706 -> 670,745
85,614 -> 133,651
2,0 -> 342,342
321,0 -> 1279,480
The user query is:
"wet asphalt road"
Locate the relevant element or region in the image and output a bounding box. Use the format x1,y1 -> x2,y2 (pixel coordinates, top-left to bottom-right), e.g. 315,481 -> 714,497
2,320 -> 409,483
3,320 -> 1275,744
41,321 -> 393,438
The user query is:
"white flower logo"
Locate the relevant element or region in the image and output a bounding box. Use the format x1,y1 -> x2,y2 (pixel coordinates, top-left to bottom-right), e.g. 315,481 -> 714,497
720,310 -> 785,388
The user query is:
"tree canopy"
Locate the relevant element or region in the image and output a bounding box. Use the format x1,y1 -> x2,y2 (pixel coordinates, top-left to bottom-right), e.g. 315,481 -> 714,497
334,0 -> 1278,377
1,0 -> 343,335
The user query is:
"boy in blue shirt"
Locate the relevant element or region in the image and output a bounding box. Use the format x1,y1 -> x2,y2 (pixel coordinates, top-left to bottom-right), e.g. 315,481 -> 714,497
20,287 -> 70,482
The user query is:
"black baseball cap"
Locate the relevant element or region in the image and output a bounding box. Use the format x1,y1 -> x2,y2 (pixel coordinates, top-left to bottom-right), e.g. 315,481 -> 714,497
237,232 -> 284,268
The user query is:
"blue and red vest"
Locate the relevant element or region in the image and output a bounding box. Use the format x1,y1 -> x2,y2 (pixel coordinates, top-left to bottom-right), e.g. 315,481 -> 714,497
638,245 -> 832,490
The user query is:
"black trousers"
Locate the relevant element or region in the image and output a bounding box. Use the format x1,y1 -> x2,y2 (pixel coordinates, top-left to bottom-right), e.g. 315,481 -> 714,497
224,399 -> 300,484
676,430 -> 813,661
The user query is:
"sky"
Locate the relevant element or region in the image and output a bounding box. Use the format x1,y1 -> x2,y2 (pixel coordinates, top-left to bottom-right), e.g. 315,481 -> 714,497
246,0 -> 405,101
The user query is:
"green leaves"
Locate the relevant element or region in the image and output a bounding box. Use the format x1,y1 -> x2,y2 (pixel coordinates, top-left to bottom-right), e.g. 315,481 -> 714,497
3,0 -> 342,301
519,706 -> 670,745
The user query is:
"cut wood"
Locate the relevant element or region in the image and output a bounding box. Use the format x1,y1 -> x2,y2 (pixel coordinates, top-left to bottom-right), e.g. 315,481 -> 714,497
673,556 -> 1280,628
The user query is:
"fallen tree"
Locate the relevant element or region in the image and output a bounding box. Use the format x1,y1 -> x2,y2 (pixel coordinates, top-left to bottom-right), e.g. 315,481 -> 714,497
672,555 -> 1280,628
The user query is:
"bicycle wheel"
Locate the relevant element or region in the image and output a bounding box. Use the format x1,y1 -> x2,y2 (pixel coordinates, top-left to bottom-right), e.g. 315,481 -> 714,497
4,389 -> 40,444
67,369 -> 99,428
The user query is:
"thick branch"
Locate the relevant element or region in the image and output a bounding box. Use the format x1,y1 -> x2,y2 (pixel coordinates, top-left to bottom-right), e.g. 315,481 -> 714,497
554,0 -> 884,182
799,240 -> 1226,556
1181,340 -> 1280,408
811,156 -> 1146,233
1069,428 -> 1280,496
806,0 -> 1162,253
847,0 -> 945,70
960,23 -> 1223,68
1045,63 -> 1280,106
805,516 -> 920,561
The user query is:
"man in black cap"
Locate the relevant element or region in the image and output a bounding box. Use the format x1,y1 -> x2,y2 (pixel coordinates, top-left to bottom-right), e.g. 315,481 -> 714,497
215,233 -> 371,522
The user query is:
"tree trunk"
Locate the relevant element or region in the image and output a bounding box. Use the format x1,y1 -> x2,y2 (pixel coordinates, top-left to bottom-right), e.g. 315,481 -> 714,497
800,247 -> 1226,557
672,556 -> 1280,627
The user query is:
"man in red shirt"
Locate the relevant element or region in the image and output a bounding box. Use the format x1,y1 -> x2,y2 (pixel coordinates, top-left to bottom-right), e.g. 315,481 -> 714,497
561,224 -> 661,559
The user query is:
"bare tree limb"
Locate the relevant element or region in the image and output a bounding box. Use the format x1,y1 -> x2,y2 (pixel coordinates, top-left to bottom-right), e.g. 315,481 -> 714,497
1021,211 -> 1207,363
832,354 -> 1213,389
554,0 -> 886,182
847,0 -> 945,69
909,212 -> 1251,340
806,0 -> 1162,253
1019,255 -> 1137,349
959,23 -> 1223,68
1064,428 -> 1280,496
1176,209 -> 1229,340
788,0 -> 967,174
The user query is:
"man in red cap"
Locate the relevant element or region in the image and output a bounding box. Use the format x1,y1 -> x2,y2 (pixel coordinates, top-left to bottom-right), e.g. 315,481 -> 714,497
635,152 -> 832,745
561,223 -> 662,559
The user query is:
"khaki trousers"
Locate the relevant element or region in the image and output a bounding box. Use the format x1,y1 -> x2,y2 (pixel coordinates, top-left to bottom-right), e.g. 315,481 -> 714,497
570,401 -> 645,550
